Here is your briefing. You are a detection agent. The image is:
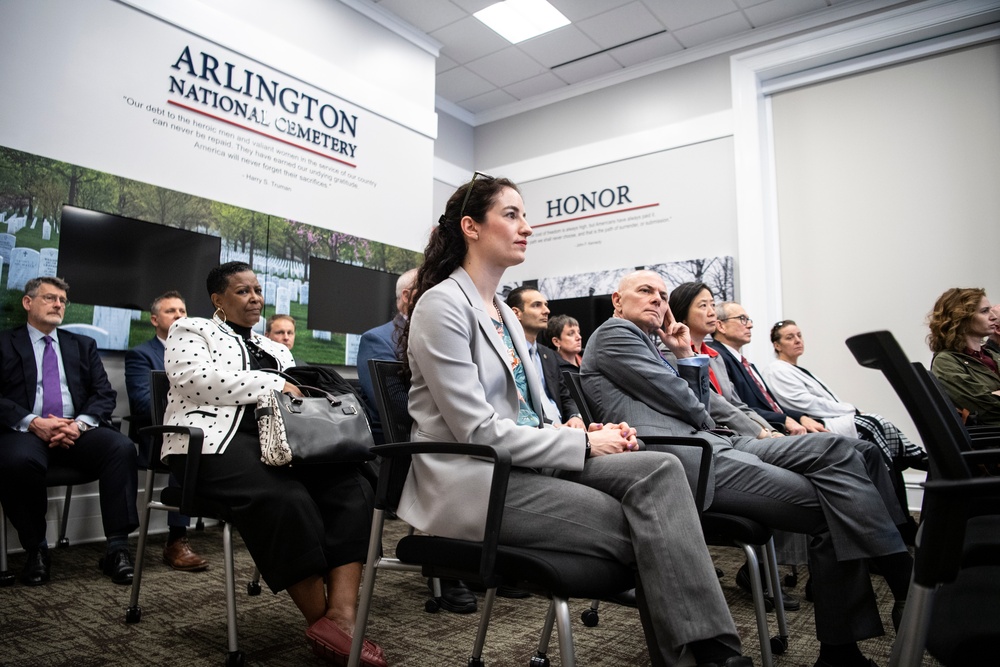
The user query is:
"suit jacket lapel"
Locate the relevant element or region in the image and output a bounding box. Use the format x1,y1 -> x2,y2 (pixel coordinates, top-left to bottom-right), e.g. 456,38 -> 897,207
13,326 -> 38,410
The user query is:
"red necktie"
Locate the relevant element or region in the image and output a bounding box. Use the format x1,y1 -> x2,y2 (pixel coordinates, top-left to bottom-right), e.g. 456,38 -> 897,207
741,356 -> 782,413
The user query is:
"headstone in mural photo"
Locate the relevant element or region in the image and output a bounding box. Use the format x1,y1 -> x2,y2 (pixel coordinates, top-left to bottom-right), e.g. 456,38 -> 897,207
92,306 -> 132,350
39,248 -> 58,277
42,219 -> 52,241
0,233 -> 15,265
7,247 -> 40,291
264,280 -> 277,306
275,286 -> 291,316
299,282 -> 309,306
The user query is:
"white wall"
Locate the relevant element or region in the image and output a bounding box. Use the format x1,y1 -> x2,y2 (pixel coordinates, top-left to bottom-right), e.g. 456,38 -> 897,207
768,40 -> 1000,472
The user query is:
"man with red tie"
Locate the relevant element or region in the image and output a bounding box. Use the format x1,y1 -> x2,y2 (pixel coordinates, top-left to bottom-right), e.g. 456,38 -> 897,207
0,277 -> 138,586
708,302 -> 828,435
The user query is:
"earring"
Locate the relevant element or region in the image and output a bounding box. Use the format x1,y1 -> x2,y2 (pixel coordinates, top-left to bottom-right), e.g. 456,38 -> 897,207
213,307 -> 227,323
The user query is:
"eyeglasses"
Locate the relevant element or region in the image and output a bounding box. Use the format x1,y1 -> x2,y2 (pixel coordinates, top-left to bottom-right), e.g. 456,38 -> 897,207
34,293 -> 70,306
458,171 -> 494,220
719,315 -> 752,326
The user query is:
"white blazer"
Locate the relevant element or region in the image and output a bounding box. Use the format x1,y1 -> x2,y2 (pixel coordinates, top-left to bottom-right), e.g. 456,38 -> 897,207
763,359 -> 857,437
161,316 -> 294,459
398,267 -> 587,542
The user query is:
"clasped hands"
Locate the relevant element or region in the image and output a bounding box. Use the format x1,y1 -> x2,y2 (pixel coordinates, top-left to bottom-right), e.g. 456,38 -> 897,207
29,415 -> 84,448
586,421 -> 638,457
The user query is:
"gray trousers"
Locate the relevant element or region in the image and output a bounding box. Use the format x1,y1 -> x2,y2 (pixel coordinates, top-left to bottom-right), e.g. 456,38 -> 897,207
499,450 -> 739,666
662,431 -> 907,644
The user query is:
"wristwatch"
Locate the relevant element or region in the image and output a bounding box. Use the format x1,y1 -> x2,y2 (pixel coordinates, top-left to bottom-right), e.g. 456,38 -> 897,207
75,420 -> 91,432
584,432 -> 592,460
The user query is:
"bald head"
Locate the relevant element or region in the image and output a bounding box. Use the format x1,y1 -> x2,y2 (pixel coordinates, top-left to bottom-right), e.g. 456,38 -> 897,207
396,267 -> 418,314
612,270 -> 669,335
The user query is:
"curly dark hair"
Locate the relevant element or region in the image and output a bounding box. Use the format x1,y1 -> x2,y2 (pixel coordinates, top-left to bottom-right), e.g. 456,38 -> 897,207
927,287 -> 987,353
399,175 -> 520,372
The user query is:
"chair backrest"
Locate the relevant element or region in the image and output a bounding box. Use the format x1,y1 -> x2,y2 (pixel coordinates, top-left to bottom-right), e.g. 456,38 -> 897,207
844,331 -> 971,481
366,359 -> 416,512
368,359 -> 413,445
563,371 -> 597,424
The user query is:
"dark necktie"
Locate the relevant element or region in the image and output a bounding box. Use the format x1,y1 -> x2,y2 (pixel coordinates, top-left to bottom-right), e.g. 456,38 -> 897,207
741,356 -> 782,412
41,335 -> 64,418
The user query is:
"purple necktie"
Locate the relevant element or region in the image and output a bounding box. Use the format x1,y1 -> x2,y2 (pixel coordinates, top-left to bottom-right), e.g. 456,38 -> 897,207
41,335 -> 64,418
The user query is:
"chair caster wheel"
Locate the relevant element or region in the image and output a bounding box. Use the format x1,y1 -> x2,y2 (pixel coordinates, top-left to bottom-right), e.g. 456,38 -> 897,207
529,654 -> 550,667
225,650 -> 245,666
247,581 -> 261,596
125,606 -> 142,623
467,658 -> 484,667
770,635 -> 788,654
581,608 -> 599,627
425,598 -> 440,613
58,537 -> 70,548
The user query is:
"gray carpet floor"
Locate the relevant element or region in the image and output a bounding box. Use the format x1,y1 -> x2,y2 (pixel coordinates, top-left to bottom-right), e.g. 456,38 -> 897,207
0,519 -> 939,666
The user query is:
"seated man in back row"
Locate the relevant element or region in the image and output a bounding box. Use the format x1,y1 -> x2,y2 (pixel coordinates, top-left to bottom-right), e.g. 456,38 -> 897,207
125,290 -> 208,572
0,277 -> 139,587
708,302 -> 826,435
581,270 -> 912,667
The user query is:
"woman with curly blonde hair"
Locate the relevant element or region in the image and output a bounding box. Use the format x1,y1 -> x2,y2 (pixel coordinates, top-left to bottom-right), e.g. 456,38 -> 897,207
928,287 -> 1000,426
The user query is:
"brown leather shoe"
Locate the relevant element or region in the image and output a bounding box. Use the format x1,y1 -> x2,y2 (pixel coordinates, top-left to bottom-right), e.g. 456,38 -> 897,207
162,537 -> 209,571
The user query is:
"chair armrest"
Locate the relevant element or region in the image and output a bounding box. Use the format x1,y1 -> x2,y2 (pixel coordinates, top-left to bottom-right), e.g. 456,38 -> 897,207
139,424 -> 205,515
961,448 -> 1000,465
371,442 -> 512,583
634,435 -> 712,512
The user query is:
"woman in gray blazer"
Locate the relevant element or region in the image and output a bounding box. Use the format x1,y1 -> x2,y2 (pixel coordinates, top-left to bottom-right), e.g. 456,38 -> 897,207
163,262 -> 385,667
397,174 -> 752,667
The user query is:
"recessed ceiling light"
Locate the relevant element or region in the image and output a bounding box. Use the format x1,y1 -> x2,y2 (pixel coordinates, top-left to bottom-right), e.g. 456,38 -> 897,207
473,0 -> 571,44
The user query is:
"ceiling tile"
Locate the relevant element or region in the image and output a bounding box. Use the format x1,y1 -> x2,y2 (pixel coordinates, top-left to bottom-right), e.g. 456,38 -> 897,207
466,46 -> 548,88
517,25 -> 603,68
743,0 -> 828,27
672,11 -> 752,48
504,71 -> 568,99
436,53 -> 459,74
373,0 -> 466,33
456,88 -> 519,114
549,0 -> 634,23
436,66 -> 497,103
577,2 -> 666,50
609,31 -> 684,68
430,15 -> 510,63
643,0 -> 740,30
553,52 -> 623,85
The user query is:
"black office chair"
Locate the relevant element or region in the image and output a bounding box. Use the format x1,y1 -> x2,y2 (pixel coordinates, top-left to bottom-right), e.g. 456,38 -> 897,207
845,330 -> 1000,666
0,466 -> 100,586
124,370 -> 255,667
351,359 -> 637,667
564,371 -> 789,666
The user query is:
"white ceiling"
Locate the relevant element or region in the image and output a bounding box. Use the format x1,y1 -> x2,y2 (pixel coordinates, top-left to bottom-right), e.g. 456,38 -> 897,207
370,0 -> 911,125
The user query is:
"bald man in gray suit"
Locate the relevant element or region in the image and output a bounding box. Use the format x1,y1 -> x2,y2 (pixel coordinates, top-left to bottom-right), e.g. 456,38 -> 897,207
581,270 -> 912,667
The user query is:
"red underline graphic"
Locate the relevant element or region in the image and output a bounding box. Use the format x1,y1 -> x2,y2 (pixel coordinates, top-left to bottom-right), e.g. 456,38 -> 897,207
167,99 -> 357,168
531,202 -> 659,229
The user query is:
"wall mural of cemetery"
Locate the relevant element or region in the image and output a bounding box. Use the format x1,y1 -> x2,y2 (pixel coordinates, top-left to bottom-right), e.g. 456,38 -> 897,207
0,145 -> 422,365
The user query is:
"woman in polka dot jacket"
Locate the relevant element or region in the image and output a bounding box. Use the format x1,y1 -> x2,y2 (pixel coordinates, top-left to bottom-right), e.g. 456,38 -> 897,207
161,261 -> 386,667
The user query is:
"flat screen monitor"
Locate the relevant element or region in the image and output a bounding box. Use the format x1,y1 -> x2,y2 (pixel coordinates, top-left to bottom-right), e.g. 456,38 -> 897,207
545,294 -> 614,345
58,205 -> 221,317
307,257 -> 398,335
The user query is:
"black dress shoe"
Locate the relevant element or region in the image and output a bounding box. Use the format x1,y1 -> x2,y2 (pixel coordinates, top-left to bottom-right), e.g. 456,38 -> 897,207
698,656 -> 754,667
429,578 -> 477,614
21,547 -> 51,586
98,548 -> 134,585
735,562 -> 800,611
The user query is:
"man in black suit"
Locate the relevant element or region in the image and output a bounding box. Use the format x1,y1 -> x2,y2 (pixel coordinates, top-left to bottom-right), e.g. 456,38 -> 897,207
708,301 -> 828,436
0,277 -> 139,586
506,286 -> 583,428
125,290 -> 207,572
